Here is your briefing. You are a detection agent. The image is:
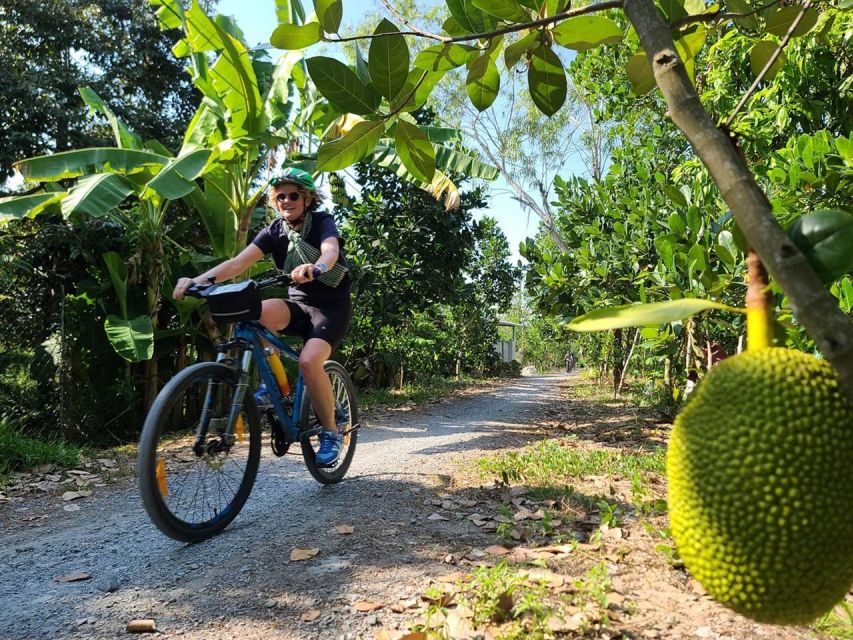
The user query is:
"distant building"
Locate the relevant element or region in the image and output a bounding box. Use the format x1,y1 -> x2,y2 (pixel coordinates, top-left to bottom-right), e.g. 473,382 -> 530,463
495,320 -> 521,362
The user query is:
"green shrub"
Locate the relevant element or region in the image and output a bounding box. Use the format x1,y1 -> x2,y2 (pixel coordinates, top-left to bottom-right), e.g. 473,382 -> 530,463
0,419 -> 85,482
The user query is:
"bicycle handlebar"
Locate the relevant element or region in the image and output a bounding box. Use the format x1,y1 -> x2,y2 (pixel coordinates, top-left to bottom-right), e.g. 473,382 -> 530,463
184,267 -> 323,298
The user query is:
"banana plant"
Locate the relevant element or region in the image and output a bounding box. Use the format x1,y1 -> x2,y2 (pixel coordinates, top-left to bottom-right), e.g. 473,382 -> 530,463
0,86 -> 214,405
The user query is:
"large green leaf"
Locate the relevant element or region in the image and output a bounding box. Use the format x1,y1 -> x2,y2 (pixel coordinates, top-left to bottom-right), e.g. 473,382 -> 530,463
725,0 -> 759,29
395,120 -> 436,183
79,87 -> 142,150
504,31 -> 538,70
61,173 -> 135,218
0,192 -> 67,224
264,51 -> 303,132
317,119 -> 386,171
552,16 -> 622,50
466,53 -> 501,111
788,209 -> 853,283
766,6 -> 818,37
150,0 -> 184,30
146,149 -> 213,200
16,148 -> 169,182
413,43 -> 477,72
567,299 -> 741,332
749,40 -> 786,82
446,0 -> 499,32
185,1 -> 264,138
104,314 -> 155,362
368,19 -> 410,101
313,0 -> 343,33
675,27 -> 708,82
527,45 -> 566,116
626,52 -> 656,95
184,170 -> 237,257
102,251 -> 129,319
269,21 -> 323,49
433,145 -> 499,180
471,0 -> 529,22
392,69 -> 446,112
373,139 -> 498,181
306,56 -> 382,114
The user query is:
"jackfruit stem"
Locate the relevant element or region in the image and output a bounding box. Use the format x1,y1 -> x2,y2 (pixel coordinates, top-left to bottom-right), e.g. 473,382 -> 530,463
746,248 -> 773,351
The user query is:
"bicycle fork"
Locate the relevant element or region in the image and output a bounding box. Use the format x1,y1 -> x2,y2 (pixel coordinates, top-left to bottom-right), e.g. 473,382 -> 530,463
193,349 -> 253,455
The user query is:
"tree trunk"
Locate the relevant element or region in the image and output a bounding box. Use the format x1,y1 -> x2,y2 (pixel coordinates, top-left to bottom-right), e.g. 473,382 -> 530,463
612,328 -> 624,392
624,0 -> 853,405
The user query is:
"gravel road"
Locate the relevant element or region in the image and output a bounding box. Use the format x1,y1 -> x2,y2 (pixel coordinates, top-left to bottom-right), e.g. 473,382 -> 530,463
0,373 -> 567,640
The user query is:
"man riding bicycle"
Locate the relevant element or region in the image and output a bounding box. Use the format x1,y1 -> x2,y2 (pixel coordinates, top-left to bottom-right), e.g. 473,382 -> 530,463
173,168 -> 352,466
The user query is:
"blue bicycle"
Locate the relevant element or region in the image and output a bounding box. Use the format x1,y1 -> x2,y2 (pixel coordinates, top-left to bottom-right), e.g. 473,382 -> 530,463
137,272 -> 359,542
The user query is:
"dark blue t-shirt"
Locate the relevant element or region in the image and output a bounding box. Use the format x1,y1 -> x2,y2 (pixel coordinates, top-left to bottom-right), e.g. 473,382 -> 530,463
251,210 -> 351,305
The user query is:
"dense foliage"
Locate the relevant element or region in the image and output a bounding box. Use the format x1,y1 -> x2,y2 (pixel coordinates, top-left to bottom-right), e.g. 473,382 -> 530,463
0,0 -> 209,181
520,8 -> 852,404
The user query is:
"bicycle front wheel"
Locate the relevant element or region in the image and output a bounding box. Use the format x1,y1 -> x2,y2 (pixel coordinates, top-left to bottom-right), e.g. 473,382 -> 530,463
137,362 -> 261,542
300,360 -> 359,484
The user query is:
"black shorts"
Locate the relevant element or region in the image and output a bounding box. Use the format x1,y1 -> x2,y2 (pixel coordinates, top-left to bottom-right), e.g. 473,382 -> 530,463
283,298 -> 352,350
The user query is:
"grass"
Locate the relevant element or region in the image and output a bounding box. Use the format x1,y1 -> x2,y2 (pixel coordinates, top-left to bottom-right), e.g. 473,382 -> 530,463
357,375 -> 473,411
418,562 -> 556,639
0,419 -> 88,486
813,603 -> 853,639
477,438 -> 665,488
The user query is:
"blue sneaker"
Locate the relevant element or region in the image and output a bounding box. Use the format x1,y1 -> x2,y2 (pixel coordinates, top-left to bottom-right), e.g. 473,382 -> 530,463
253,383 -> 272,409
315,430 -> 343,466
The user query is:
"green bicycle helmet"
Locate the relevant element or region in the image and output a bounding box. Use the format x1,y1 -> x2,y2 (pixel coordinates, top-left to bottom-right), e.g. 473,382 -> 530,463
270,167 -> 317,192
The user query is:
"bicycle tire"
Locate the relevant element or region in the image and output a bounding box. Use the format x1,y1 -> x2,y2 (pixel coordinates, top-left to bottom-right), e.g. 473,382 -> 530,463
138,362 -> 261,542
299,360 -> 359,485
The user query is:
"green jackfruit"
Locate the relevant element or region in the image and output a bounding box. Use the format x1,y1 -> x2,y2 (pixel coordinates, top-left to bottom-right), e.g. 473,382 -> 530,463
668,348 -> 853,625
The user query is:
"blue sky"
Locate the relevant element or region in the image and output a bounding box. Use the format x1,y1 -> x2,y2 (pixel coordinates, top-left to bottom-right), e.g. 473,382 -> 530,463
216,0 -> 539,263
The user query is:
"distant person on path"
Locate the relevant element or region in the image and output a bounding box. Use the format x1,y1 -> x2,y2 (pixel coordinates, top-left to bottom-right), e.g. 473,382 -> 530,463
173,167 -> 351,466
565,349 -> 575,373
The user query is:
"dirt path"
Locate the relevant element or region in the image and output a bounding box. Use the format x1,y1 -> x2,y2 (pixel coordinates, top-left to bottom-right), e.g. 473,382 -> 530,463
0,374 -> 569,639
0,374 -> 835,639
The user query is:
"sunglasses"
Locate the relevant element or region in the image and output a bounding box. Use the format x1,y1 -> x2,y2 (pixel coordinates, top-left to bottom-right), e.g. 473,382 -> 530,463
275,192 -> 302,203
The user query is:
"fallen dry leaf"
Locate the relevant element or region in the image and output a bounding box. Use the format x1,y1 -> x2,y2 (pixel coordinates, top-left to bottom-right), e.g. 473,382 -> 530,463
335,524 -> 354,535
126,619 -> 157,633
435,571 -> 472,584
422,591 -> 454,607
289,547 -> 320,561
484,545 -> 509,555
390,603 -> 406,613
54,572 -> 92,583
61,491 -> 83,501
526,568 -> 565,588
426,512 -> 449,521
400,633 -> 427,640
445,608 -> 476,639
547,612 -> 585,632
354,601 -> 383,612
301,609 -> 321,622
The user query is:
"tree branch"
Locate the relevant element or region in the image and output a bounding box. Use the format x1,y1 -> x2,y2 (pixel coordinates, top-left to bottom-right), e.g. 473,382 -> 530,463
622,0 -> 853,405
330,1 -> 623,44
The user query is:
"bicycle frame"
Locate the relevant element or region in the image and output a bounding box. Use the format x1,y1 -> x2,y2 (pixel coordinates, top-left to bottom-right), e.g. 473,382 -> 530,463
212,321 -> 308,444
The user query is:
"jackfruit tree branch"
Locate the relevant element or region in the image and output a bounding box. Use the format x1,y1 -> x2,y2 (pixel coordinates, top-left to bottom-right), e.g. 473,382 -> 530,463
746,249 -> 772,352
622,0 -> 853,404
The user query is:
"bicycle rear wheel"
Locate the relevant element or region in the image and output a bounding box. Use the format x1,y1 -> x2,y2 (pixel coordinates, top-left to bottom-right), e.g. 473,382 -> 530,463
137,362 -> 261,542
300,360 -> 359,484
